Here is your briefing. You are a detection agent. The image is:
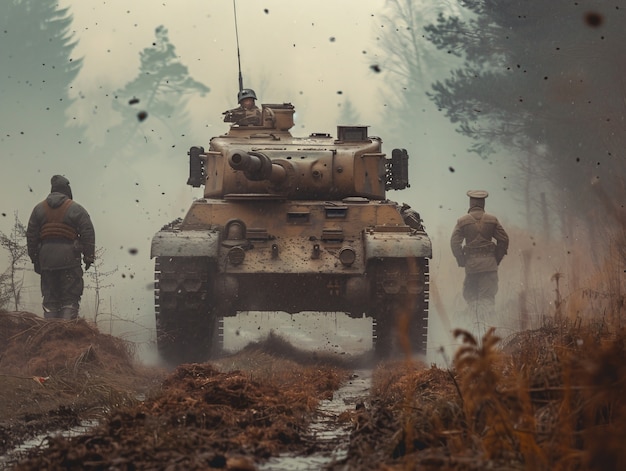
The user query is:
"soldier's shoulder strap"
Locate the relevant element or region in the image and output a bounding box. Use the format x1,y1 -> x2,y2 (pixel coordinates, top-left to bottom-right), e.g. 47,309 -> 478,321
43,198 -> 73,223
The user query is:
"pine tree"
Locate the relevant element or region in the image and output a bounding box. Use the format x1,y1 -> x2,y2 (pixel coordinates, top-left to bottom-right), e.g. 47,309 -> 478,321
0,0 -> 83,162
103,26 -> 210,158
423,0 -> 626,219
338,99 -> 361,126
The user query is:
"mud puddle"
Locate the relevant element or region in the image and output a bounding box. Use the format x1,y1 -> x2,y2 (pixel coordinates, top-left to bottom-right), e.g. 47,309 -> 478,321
0,420 -> 100,470
259,369 -> 371,470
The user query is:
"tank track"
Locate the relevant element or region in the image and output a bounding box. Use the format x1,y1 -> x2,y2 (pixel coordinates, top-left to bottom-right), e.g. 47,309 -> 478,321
372,258 -> 429,357
154,256 -> 221,364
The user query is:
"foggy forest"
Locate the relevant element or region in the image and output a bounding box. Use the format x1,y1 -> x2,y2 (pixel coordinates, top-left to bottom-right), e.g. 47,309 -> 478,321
3,0 -> 626,470
1,0 -> 625,360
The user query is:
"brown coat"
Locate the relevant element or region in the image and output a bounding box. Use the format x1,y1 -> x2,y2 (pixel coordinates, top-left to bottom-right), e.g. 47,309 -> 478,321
450,207 -> 509,274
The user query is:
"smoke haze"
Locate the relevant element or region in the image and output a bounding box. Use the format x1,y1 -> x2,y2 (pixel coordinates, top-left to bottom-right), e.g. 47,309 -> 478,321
3,0 -> 597,364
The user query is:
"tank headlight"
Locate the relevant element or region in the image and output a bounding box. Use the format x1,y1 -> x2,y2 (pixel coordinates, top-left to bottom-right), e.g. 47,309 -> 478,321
339,246 -> 356,266
227,246 -> 245,265
222,219 -> 248,247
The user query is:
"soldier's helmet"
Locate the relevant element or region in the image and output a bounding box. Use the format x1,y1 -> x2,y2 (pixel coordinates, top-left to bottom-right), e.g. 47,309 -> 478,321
238,88 -> 257,103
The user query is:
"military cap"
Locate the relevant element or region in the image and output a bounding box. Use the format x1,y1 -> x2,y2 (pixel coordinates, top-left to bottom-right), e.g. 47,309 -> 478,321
51,174 -> 72,198
51,175 -> 70,190
466,190 -> 489,199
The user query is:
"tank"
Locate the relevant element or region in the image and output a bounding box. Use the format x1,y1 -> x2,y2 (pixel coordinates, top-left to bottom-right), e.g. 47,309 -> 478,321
151,102 -> 432,364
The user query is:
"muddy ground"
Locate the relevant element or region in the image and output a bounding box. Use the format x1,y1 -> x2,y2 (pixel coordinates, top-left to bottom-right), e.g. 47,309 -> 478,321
1,311 -> 626,470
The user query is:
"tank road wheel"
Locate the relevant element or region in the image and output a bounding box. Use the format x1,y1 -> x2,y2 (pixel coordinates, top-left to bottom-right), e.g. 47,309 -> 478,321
372,258 -> 429,358
154,256 -> 219,365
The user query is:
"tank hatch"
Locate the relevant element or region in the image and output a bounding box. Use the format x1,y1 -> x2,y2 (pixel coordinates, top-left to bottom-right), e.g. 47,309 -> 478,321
336,126 -> 369,143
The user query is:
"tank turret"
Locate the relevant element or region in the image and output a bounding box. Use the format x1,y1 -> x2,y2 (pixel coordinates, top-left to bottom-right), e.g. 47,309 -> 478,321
228,150 -> 287,185
188,110 -> 410,200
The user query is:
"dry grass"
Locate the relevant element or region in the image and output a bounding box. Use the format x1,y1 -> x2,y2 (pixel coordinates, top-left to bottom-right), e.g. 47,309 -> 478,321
360,322 -> 626,471
357,215 -> 626,470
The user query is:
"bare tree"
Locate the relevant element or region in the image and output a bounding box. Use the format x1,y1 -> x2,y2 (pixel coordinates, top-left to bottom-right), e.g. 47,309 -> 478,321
84,247 -> 117,326
377,0 -> 462,143
0,212 -> 28,311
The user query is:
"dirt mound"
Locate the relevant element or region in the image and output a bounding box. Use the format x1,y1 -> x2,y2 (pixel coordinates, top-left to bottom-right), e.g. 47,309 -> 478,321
0,311 -> 164,460
12,334 -> 349,470
0,311 -> 135,376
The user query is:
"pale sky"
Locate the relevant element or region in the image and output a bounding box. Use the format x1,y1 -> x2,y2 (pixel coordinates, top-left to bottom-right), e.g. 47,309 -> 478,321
62,0 -> 389,134
59,0 -> 511,223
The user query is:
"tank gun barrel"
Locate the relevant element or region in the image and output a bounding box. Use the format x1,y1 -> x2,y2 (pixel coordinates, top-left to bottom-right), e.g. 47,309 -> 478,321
228,150 -> 287,184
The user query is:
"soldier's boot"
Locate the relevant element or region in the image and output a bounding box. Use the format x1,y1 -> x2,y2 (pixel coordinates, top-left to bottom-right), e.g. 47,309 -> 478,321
59,303 -> 80,320
43,304 -> 60,319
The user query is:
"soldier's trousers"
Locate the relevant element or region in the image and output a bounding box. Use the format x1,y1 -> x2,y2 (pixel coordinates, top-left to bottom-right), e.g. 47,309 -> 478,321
40,266 -> 84,319
463,271 -> 498,336
463,271 -> 498,304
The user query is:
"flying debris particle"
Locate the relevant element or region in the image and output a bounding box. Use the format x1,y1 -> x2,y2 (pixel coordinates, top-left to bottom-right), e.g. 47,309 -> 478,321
337,90 -> 343,95
129,97 -> 139,105
329,37 -> 336,42
264,8 -> 269,14
584,11 -> 604,27
137,111 -> 148,121
370,64 -> 381,73
1,213 -> 6,217
449,167 -> 455,173
128,248 -> 138,255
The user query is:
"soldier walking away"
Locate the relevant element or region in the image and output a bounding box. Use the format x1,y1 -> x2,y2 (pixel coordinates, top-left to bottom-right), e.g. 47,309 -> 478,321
450,190 -> 509,333
222,88 -> 262,126
26,175 -> 95,320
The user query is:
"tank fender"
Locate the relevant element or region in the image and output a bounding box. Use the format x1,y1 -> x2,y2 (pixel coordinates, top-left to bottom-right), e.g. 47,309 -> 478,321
151,229 -> 220,258
364,231 -> 432,259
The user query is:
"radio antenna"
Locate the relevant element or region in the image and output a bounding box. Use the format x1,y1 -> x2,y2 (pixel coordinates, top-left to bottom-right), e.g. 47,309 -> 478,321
233,0 -> 243,92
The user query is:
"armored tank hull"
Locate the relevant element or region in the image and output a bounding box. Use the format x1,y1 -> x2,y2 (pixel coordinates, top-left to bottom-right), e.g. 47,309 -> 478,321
151,104 -> 432,364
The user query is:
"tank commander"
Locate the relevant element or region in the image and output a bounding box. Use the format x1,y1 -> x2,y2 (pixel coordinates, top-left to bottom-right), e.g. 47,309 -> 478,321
450,190 -> 509,327
223,88 -> 262,126
26,175 -> 95,320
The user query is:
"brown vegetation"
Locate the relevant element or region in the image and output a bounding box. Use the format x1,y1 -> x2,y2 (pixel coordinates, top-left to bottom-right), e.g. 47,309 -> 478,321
0,311 -> 162,459
332,324 -> 626,471
0,313 -> 350,470
3,280 -> 626,471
